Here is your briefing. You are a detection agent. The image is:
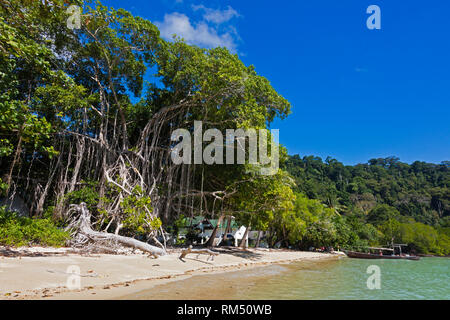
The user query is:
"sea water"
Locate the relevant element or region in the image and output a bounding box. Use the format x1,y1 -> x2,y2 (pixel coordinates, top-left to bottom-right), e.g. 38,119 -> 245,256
243,257 -> 450,300
124,257 -> 450,300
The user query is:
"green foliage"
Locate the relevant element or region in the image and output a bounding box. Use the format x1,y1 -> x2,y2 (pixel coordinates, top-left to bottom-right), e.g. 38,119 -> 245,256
0,207 -> 69,247
0,3 -> 66,160
65,181 -> 102,213
169,214 -> 188,237
120,186 -> 160,234
175,237 -> 187,246
378,219 -> 450,255
0,178 -> 8,196
367,204 -> 401,226
232,169 -> 295,233
282,193 -> 342,248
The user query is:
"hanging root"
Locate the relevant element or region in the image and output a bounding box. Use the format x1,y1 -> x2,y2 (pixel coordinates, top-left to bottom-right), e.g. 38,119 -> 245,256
65,203 -> 167,257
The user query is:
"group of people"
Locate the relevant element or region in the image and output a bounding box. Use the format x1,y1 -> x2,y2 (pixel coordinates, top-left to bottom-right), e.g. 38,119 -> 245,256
309,246 -> 339,253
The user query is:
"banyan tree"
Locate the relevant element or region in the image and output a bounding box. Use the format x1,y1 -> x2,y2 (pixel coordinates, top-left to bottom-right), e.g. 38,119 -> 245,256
0,0 -> 292,255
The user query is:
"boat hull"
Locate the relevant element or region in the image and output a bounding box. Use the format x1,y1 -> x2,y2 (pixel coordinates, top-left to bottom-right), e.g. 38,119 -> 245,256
345,251 -> 420,261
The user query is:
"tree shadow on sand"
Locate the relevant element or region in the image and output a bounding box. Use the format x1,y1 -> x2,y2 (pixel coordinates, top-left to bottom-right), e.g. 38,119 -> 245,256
212,247 -> 264,261
0,247 -> 69,258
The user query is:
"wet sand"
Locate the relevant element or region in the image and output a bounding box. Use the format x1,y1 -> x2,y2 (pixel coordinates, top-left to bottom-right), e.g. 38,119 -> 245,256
119,258 -> 341,300
0,246 -> 337,300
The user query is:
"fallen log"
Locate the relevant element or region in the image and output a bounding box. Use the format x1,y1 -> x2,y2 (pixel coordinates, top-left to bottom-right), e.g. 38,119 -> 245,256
66,203 -> 167,257
179,245 -> 219,261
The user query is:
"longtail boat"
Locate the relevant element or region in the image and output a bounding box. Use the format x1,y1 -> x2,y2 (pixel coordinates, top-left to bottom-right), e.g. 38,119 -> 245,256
345,245 -> 421,261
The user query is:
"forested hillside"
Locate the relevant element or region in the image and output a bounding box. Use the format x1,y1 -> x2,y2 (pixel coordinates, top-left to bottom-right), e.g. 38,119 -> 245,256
283,155 -> 450,254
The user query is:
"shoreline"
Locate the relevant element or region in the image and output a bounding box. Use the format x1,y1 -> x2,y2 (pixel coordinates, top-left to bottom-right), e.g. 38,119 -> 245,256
0,246 -> 338,300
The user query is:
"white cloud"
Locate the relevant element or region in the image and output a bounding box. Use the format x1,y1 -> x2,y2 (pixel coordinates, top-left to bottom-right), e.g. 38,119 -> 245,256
156,12 -> 238,51
191,5 -> 240,24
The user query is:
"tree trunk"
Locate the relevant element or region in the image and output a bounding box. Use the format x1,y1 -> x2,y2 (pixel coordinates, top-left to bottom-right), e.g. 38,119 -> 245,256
205,214 -> 225,247
255,231 -> 262,248
68,138 -> 85,193
239,225 -> 251,248
223,216 -> 232,241
35,152 -> 63,216
68,203 -> 166,257
5,134 -> 22,195
114,222 -> 123,235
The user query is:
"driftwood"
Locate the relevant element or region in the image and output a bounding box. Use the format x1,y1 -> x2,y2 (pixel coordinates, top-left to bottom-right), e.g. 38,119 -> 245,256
179,245 -> 219,262
66,203 -> 167,257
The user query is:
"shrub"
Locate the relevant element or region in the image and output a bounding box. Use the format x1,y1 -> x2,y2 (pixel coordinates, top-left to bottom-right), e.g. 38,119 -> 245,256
0,207 -> 69,247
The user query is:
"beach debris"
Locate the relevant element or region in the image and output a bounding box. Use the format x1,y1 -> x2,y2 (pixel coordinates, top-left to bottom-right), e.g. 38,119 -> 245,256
179,246 -> 219,262
41,289 -> 53,298
46,269 -> 99,278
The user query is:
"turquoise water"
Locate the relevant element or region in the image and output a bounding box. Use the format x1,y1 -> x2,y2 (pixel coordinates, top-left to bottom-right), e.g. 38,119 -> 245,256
128,257 -> 450,300
243,257 -> 450,300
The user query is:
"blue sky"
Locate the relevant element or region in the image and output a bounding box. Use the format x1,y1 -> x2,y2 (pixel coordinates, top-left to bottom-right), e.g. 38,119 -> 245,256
102,0 -> 449,165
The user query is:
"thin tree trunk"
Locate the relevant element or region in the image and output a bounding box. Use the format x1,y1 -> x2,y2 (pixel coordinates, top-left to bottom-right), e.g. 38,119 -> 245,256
222,215 -> 232,242
239,225 -> 251,248
35,153 -> 62,216
68,138 -> 85,193
255,231 -> 262,248
114,222 -> 123,235
205,214 -> 225,247
5,135 -> 22,195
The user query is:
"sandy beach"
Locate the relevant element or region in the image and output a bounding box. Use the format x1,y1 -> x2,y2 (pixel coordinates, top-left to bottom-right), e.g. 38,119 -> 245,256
0,246 -> 336,300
